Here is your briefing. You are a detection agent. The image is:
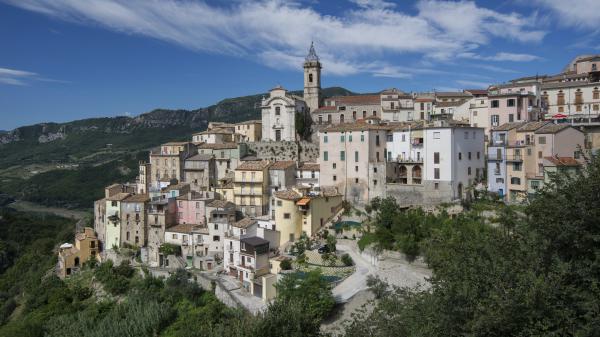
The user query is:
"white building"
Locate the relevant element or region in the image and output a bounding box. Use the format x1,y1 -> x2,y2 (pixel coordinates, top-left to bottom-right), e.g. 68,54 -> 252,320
261,86 -> 307,141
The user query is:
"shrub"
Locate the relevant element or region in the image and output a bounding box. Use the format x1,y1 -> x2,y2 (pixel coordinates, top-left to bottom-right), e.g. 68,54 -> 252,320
279,259 -> 292,271
341,253 -> 353,266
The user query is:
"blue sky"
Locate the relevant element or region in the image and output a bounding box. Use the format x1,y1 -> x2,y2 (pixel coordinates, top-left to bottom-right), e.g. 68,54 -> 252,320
1,0 -> 599,130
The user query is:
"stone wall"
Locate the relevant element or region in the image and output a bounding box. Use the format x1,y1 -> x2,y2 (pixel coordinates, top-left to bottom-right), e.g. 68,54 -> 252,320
244,141 -> 319,162
385,180 -> 454,206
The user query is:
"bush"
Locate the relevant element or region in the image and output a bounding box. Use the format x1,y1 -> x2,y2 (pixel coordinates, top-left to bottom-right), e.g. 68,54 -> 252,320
341,253 -> 353,266
279,259 -> 292,271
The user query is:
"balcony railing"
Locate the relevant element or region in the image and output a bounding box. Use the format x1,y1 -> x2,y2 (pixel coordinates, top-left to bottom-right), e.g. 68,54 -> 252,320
506,155 -> 523,162
395,157 -> 423,163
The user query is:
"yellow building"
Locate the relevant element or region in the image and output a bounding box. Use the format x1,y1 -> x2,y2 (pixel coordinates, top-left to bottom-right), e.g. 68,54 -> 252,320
234,160 -> 271,216
274,187 -> 342,246
57,227 -> 100,278
215,177 -> 235,203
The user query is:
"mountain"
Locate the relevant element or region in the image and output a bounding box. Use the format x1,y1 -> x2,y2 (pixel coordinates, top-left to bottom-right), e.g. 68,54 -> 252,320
0,86 -> 354,167
0,87 -> 354,209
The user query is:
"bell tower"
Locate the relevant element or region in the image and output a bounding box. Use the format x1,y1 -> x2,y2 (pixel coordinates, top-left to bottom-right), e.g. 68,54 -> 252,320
303,42 -> 321,113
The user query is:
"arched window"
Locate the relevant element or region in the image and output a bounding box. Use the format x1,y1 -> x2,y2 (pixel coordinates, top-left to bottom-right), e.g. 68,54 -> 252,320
309,73 -> 313,83
352,111 -> 357,120
412,166 -> 422,184
275,106 -> 281,116
557,90 -> 565,106
340,114 -> 344,123
398,165 -> 408,184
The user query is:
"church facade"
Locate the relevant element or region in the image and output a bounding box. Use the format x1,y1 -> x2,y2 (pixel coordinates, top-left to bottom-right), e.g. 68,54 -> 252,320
261,43 -> 321,141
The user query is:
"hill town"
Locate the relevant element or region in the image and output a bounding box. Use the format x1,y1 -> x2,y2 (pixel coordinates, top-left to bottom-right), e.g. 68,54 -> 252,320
57,44 -> 598,309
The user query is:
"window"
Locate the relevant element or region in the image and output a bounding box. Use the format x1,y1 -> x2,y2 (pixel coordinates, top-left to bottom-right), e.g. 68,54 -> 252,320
349,135 -> 353,142
373,179 -> 378,186
172,234 -> 177,239
324,135 -> 328,143
511,177 -> 521,185
333,175 -> 337,181
507,99 -> 515,107
434,152 -> 440,164
558,106 -> 564,113
401,134 -> 406,142
538,136 -> 546,144
333,163 -> 336,169
214,224 -> 218,230
594,104 -> 599,111
513,163 -> 522,171
509,114 -> 514,122
477,152 -> 480,159
323,151 -> 328,161
473,110 -> 478,117
468,167 -> 472,175
531,180 -> 540,190
277,200 -> 282,206
360,134 -> 365,142
434,182 -> 439,190
275,106 -> 281,115
594,88 -> 599,100
538,151 -> 543,159
468,152 -> 472,160
355,166 -> 358,172
491,100 -> 499,108
309,73 -> 313,83
284,213 -> 291,219
341,135 -> 345,142
375,135 -> 380,146
213,235 -> 220,242
458,152 -> 462,160
434,168 -> 440,179
340,151 -> 345,161
355,151 -> 359,162
491,115 -> 499,126
355,178 -> 359,183
373,167 -> 377,173
433,132 -> 441,139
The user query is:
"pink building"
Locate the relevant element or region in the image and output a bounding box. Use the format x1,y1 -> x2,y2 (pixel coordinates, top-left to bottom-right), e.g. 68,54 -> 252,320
176,191 -> 215,225
488,84 -> 541,128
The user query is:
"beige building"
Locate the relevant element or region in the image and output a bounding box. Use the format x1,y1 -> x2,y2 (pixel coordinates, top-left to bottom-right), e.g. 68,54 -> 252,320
120,193 -> 149,247
149,142 -> 197,186
273,187 -> 342,245
380,88 -> 415,122
183,153 -> 216,192
57,227 -> 100,278
313,95 -> 381,125
319,122 -> 390,204
234,160 -> 271,216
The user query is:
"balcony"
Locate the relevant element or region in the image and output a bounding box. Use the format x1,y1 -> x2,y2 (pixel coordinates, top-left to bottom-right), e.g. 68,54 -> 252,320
487,155 -> 504,161
506,155 -> 523,162
494,169 -> 501,175
396,157 -> 423,164
491,139 -> 507,146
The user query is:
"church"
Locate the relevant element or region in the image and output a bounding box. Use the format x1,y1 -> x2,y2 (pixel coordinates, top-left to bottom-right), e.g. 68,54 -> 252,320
261,43 -> 321,141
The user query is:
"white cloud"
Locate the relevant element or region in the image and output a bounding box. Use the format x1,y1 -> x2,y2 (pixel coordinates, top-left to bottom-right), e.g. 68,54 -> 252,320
3,0 -> 548,77
459,52 -> 540,62
535,0 -> 600,30
0,67 -> 37,85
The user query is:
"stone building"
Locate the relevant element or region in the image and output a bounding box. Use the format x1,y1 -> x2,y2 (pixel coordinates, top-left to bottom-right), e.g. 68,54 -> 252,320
183,153 -> 216,192
303,42 -> 322,113
120,193 -> 150,247
57,227 -> 100,278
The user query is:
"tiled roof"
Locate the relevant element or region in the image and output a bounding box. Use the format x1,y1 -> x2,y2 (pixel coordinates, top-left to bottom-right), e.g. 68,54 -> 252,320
534,123 -> 571,134
236,160 -> 271,171
414,97 -> 434,102
237,119 -> 262,125
493,122 -> 526,131
517,121 -> 549,132
196,128 -> 234,135
274,189 -> 302,201
233,217 -> 257,229
162,183 -> 189,192
186,153 -> 214,161
464,89 -> 488,95
241,236 -> 269,247
176,191 -> 213,200
197,143 -> 238,150
544,156 -> 581,167
435,91 -> 473,98
330,95 -> 381,105
166,223 -> 193,234
123,194 -> 150,203
107,193 -> 131,201
435,100 -> 468,107
313,106 -> 337,112
323,122 -> 391,132
541,81 -> 596,90
269,161 -> 296,170
207,200 -> 235,209
298,162 -> 319,171
163,141 -> 191,146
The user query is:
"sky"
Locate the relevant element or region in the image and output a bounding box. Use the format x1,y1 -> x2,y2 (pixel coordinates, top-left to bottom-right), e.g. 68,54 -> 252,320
1,0 -> 600,130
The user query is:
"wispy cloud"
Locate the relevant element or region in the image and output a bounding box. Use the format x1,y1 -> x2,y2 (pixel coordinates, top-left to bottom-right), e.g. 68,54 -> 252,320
535,0 -> 600,30
456,79 -> 490,88
0,67 -> 67,86
459,52 -> 541,62
3,0 -> 548,77
0,67 -> 38,85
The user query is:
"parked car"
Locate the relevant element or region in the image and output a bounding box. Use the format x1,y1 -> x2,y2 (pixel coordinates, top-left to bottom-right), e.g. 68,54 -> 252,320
317,245 -> 330,254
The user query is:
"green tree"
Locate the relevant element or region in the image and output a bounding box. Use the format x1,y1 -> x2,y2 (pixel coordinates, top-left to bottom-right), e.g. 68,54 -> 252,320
275,270 -> 335,321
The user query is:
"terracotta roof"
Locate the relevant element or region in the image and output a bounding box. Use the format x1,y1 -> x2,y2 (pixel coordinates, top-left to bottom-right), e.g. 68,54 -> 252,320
517,121 -> 549,132
323,122 -> 391,132
298,162 -> 319,171
435,91 -> 473,98
176,191 -> 213,200
236,160 -> 271,171
435,100 -> 468,107
107,193 -> 131,201
296,197 -> 311,206
162,183 -> 189,192
166,223 -> 194,234
274,189 -> 302,201
197,143 -> 238,150
207,200 -> 235,209
321,186 -> 341,197
493,122 -> 526,131
330,95 -> 381,105
414,97 -> 434,102
535,123 -> 571,134
544,156 -> 581,167
233,217 -> 257,229
123,194 -> 150,203
269,161 -> 296,170
193,226 -> 209,235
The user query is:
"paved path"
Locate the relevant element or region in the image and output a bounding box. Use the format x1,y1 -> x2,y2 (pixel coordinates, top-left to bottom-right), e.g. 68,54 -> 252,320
331,240 -> 431,303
